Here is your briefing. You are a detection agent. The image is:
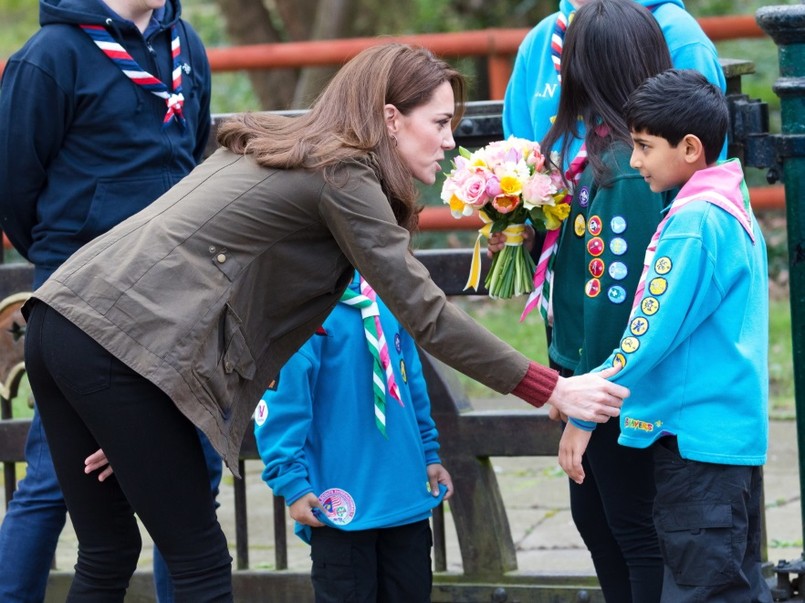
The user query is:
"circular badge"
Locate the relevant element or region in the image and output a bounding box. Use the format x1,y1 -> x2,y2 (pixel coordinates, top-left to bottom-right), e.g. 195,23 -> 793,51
318,488 -> 357,526
578,186 -> 590,207
587,237 -> 604,257
608,261 -> 628,280
654,256 -> 672,275
254,399 -> 269,427
649,277 -> 668,296
608,286 -> 626,304
588,215 -> 603,236
610,237 -> 628,256
621,336 -> 640,353
574,214 -> 586,237
610,216 -> 627,234
614,353 -> 627,368
585,278 -> 601,298
394,332 -> 402,353
641,296 -> 660,316
630,316 -> 649,336
399,358 -> 408,383
589,258 -> 605,278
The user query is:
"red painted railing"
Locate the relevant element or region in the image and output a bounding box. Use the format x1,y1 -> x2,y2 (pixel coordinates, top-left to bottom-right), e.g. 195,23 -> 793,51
0,15 -> 781,250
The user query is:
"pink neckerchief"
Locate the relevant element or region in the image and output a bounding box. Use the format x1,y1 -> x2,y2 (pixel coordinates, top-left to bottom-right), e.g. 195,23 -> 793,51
631,160 -> 755,315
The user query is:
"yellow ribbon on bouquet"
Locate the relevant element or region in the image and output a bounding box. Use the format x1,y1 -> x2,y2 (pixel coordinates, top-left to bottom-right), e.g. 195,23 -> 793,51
464,210 -> 527,291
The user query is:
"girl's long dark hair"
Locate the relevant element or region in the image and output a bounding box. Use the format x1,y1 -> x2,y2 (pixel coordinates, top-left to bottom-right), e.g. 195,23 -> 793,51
541,0 -> 673,182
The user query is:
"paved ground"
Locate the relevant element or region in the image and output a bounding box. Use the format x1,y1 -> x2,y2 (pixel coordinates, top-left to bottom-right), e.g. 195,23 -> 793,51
23,406 -> 801,580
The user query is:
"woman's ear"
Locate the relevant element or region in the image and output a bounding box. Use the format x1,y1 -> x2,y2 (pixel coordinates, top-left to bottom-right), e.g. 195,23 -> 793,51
682,134 -> 705,165
384,104 -> 399,134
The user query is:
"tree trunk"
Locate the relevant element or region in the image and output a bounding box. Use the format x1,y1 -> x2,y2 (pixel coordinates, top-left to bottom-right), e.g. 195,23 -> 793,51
214,0 -> 299,109
291,0 -> 355,108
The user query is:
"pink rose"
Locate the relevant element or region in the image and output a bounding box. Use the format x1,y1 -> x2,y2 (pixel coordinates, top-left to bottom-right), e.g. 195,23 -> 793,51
522,173 -> 557,206
460,173 -> 490,207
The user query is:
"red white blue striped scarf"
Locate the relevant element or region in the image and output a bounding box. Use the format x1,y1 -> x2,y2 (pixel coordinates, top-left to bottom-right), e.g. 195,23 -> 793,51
80,23 -> 186,127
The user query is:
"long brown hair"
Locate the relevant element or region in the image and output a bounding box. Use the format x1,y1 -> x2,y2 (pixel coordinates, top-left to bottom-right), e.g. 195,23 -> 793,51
217,43 -> 466,232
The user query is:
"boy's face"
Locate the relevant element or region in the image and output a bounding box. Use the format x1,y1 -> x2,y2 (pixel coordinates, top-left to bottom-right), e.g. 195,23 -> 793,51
629,130 -> 690,193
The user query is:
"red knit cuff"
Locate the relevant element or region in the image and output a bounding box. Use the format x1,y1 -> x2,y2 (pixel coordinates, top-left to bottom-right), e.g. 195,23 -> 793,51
511,361 -> 559,408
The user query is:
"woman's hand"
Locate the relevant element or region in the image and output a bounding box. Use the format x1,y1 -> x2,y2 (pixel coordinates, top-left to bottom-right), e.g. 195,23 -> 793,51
84,449 -> 114,482
289,492 -> 326,527
547,364 -> 628,423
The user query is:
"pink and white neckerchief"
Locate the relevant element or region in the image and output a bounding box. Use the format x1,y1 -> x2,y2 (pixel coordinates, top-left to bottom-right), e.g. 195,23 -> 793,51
521,144 -> 588,323
339,276 -> 403,438
630,187 -> 756,317
80,23 -> 186,127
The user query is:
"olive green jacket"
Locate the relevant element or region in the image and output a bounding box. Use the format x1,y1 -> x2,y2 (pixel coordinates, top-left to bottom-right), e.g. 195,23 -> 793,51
32,148 -> 533,473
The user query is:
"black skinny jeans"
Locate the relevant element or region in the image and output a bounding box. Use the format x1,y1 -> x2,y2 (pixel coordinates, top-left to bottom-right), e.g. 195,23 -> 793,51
24,302 -> 232,602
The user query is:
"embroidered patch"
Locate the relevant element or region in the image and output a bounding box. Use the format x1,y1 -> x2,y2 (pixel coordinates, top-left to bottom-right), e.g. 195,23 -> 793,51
648,277 -> 668,296
621,336 -> 640,353
641,297 -> 660,316
399,358 -> 407,383
254,399 -> 269,427
623,417 -> 654,432
610,216 -> 627,234
608,261 -> 627,280
607,286 -> 626,304
588,215 -> 602,236
318,488 -> 356,526
394,332 -> 402,353
610,237 -> 628,256
630,316 -> 649,336
587,237 -> 604,257
578,186 -> 590,207
585,278 -> 601,297
589,258 -> 605,278
574,214 -> 586,237
614,352 -> 627,368
654,256 -> 672,275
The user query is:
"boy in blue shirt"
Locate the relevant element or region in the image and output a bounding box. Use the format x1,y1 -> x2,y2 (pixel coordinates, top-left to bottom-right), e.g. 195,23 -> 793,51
559,69 -> 773,602
254,271 -> 452,602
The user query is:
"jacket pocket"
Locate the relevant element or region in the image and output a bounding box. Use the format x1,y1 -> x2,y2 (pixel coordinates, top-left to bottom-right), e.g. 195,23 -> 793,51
655,502 -> 739,586
193,304 -> 256,417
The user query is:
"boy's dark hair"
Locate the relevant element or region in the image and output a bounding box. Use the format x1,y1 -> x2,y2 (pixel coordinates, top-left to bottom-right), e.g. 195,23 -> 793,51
624,69 -> 728,164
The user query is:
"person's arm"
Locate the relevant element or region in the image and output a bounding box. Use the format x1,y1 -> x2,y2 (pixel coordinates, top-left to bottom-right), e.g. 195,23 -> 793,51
319,161 -> 628,418
182,22 -> 212,164
558,215 -> 717,482
0,60 -> 69,259
399,329 -> 453,498
569,205 -> 724,433
254,342 -> 323,526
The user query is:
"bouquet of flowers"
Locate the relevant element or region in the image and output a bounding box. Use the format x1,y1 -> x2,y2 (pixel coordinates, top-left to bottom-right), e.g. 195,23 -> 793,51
441,136 -> 571,299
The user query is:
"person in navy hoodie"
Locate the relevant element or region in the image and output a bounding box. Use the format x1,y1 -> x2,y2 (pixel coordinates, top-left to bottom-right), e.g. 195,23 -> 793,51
0,0 -> 217,600
559,69 -> 772,603
255,270 -> 452,603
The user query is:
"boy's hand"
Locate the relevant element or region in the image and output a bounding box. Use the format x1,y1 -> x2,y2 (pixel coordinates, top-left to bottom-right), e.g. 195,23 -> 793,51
289,493 -> 326,527
547,364 -> 628,423
427,463 -> 453,500
84,449 -> 114,482
558,423 -> 593,484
